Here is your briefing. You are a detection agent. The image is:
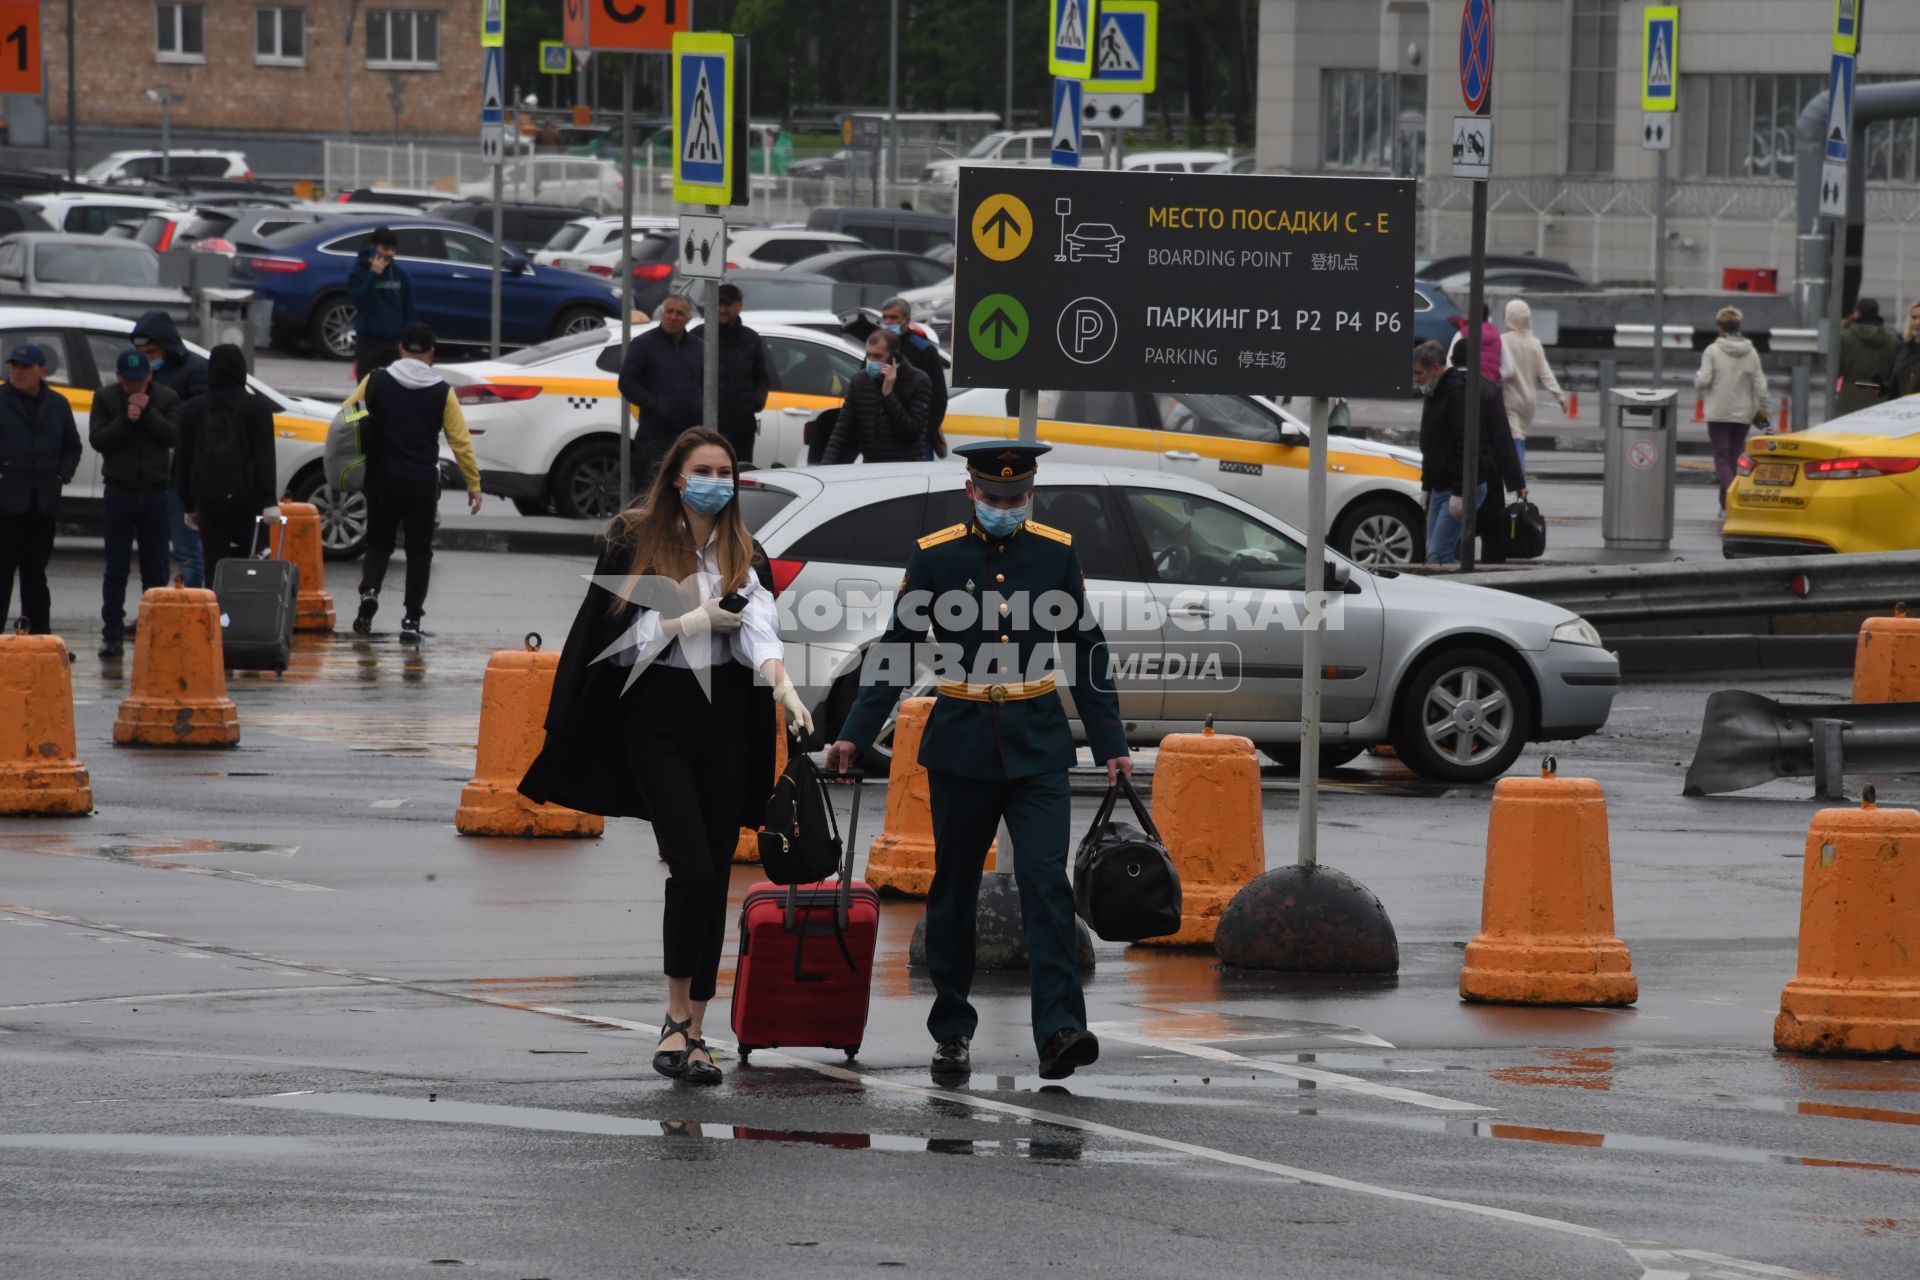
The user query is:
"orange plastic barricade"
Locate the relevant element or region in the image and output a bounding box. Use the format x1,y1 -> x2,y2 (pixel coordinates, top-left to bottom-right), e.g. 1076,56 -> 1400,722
866,697 -> 994,896
276,501 -> 336,632
113,586 -> 241,747
455,636 -> 603,838
1851,604 -> 1920,704
1138,724 -> 1264,948
0,629 -> 92,814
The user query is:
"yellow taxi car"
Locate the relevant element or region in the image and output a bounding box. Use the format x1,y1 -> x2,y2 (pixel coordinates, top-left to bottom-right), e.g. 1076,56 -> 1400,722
1723,396 -> 1920,556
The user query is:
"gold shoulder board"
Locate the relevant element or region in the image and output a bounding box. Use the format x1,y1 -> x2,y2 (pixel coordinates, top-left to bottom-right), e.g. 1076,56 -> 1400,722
917,523 -> 970,550
1024,519 -> 1072,545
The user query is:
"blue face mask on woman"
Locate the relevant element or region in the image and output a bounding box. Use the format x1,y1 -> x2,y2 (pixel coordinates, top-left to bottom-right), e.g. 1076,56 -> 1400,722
681,474 -> 734,515
974,499 -> 1027,537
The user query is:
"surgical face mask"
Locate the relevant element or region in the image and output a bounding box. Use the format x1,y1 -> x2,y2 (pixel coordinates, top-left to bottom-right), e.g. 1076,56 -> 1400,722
680,474 -> 734,515
865,358 -> 886,378
147,354 -> 165,370
882,322 -> 903,335
974,499 -> 1027,537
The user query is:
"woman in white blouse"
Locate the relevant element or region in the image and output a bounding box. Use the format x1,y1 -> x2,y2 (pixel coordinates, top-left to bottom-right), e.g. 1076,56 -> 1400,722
520,428 -> 810,1086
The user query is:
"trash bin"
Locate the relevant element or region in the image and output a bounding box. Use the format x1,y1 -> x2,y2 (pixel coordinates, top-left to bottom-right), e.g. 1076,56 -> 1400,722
1602,388 -> 1679,549
196,288 -> 258,371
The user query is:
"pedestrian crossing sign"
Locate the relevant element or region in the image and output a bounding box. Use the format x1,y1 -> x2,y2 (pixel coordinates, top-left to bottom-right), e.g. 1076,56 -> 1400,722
1833,0 -> 1862,56
1049,0 -> 1098,79
672,32 -> 746,207
1088,1 -> 1155,95
1641,6 -> 1678,112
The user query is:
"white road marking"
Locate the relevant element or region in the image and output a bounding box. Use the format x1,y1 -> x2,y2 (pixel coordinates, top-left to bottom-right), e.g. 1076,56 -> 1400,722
371,799 -> 408,809
0,985 -> 367,1013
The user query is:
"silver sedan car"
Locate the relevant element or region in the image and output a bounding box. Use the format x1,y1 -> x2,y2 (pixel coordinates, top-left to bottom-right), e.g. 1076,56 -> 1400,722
736,462 -> 1619,784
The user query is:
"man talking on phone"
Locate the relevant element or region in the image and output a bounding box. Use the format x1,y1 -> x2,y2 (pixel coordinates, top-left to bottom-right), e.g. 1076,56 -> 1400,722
820,328 -> 930,463
346,227 -> 415,379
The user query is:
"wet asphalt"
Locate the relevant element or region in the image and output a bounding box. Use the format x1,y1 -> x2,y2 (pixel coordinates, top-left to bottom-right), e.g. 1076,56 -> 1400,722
3,548 -> 1918,1280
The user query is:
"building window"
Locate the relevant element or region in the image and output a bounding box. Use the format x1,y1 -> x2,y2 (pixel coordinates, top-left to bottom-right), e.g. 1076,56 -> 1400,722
256,6 -> 306,65
155,2 -> 206,63
1680,73 -> 1918,182
1322,71 -> 1425,177
1566,0 -> 1619,175
367,9 -> 440,70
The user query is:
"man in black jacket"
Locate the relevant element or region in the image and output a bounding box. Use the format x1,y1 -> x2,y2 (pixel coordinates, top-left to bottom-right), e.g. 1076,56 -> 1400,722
617,292 -> 704,487
880,296 -> 948,458
0,344 -> 81,634
90,350 -> 183,657
177,344 -> 280,582
132,310 -> 209,589
1414,341 -> 1525,567
821,328 -> 931,463
712,283 -> 769,465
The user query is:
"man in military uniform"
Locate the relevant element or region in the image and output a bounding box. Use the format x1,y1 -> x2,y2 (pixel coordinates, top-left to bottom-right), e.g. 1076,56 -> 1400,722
827,441 -> 1131,1083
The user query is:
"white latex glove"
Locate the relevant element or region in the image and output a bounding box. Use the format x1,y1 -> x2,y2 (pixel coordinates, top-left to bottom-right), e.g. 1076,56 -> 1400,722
676,598 -> 743,640
772,678 -> 813,737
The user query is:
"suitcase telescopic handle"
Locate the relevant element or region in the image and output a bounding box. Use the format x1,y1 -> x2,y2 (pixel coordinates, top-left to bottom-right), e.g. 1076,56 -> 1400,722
250,513 -> 290,560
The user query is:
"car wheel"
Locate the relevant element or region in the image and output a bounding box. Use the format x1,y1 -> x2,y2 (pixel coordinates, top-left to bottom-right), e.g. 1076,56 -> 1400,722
1390,645 -> 1532,784
307,295 -> 358,361
287,467 -> 368,561
551,305 -> 610,339
1258,742 -> 1367,774
512,496 -> 553,517
549,439 -> 624,521
1333,496 -> 1424,566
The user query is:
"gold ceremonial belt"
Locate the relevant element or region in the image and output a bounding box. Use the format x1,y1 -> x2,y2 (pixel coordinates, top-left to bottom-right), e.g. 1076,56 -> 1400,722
937,675 -> 1057,705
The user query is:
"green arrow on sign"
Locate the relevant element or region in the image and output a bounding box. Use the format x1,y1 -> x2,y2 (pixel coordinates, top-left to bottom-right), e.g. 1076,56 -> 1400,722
969,293 -> 1028,360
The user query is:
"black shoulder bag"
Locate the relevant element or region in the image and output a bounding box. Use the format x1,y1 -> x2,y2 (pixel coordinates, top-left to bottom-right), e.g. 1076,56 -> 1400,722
757,751 -> 846,887
1073,776 -> 1183,943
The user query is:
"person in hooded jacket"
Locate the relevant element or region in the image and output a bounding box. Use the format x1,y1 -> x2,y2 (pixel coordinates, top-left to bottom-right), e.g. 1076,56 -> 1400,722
1837,298 -> 1898,417
132,310 -> 209,589
1447,304 -> 1512,387
176,345 -> 280,581
1888,300 -> 1920,401
1498,299 -> 1569,470
1694,307 -> 1770,505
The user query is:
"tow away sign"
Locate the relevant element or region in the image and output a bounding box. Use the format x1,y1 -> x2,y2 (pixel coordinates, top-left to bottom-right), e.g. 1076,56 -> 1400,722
953,168 -> 1416,398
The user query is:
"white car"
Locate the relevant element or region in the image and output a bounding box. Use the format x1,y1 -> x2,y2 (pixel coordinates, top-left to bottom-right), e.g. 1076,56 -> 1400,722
23,193 -> 181,237
459,157 -> 625,213
81,149 -> 252,186
922,130 -> 1109,184
726,227 -> 866,269
1119,150 -> 1232,173
533,215 -> 677,269
0,306 -> 361,553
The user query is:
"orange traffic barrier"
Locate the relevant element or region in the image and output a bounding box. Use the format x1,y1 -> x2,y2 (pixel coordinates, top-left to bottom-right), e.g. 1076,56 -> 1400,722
113,586 -> 240,747
1851,604 -> 1920,704
1459,758 -> 1637,1005
1692,396 -> 1706,423
1564,392 -> 1579,420
734,705 -> 789,863
0,628 -> 92,815
866,697 -> 994,896
1139,724 -> 1264,948
275,502 -> 335,632
1776,790 -> 1920,1055
457,635 -> 603,837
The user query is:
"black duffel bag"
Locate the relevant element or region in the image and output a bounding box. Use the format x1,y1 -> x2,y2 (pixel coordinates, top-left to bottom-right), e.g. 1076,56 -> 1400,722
1073,776 -> 1182,942
757,752 -> 846,886
1504,499 -> 1547,560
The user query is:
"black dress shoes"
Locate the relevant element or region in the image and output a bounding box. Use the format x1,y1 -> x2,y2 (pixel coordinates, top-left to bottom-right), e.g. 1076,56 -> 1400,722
1038,1028 -> 1100,1080
930,1036 -> 971,1082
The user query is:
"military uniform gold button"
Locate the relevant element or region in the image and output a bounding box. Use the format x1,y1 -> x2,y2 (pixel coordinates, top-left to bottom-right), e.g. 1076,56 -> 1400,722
995,573 -> 1005,583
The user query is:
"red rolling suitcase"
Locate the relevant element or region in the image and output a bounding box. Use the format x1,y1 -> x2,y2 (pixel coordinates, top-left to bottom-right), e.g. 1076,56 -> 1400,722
731,773 -> 878,1064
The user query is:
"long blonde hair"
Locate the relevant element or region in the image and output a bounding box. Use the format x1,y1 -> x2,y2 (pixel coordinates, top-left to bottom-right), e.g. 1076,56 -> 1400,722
603,428 -> 756,613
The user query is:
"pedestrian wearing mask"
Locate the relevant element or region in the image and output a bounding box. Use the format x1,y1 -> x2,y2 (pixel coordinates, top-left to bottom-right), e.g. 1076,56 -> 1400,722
0,344 -> 81,634
90,349 -> 182,658
1694,306 -> 1770,507
1837,297 -> 1897,416
879,296 -> 949,459
520,427 -> 813,1087
1498,299 -> 1568,470
346,227 -> 415,379
711,282 -> 769,466
1889,300 -> 1920,400
132,310 -> 210,589
820,328 -> 930,463
176,344 -> 281,581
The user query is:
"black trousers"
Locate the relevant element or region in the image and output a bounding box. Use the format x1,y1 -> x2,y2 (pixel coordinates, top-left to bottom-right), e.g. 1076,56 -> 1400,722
0,507 -> 55,633
353,335 -> 399,381
100,486 -> 172,638
924,768 -> 1084,1053
629,662 -> 752,1004
196,506 -> 260,584
717,417 -> 756,468
357,479 -> 438,617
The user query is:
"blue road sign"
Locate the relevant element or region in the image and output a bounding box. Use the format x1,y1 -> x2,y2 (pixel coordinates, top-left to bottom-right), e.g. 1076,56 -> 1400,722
1826,51 -> 1854,162
1089,5 -> 1151,91
1642,12 -> 1677,110
481,46 -> 505,125
675,40 -> 730,196
1051,78 -> 1083,167
1458,0 -> 1492,114
1050,0 -> 1096,78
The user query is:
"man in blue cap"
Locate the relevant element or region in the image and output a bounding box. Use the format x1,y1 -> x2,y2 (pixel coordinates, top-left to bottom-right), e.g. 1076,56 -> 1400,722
0,344 -> 81,634
827,439 -> 1131,1083
89,348 -> 183,658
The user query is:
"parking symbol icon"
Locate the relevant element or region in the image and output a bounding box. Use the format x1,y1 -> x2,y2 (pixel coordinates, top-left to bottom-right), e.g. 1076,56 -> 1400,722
1056,298 -> 1118,364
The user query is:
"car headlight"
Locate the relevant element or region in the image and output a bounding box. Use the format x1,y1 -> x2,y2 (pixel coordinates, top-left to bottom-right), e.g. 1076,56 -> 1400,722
1552,618 -> 1604,647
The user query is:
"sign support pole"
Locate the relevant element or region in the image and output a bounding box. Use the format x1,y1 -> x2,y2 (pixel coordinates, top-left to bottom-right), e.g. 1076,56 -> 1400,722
1460,176 -> 1487,574
703,203 -> 721,440
1826,154 -> 1852,423
1652,146 -> 1667,388
1296,394 -> 1330,869
489,160 -> 504,358
618,54 -> 635,510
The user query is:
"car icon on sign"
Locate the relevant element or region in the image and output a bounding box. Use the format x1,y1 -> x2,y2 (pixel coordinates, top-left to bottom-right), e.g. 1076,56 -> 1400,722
1064,222 -> 1125,263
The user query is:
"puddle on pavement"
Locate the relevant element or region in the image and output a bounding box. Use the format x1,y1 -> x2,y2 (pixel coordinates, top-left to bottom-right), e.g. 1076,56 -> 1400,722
1488,1048 -> 1618,1092
230,1090 -> 1146,1165
0,836 -> 321,890
1713,1094 -> 1920,1128
0,1133 -> 319,1156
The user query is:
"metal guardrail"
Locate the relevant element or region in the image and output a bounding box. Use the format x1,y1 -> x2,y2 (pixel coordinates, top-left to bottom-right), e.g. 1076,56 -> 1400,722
1454,550 -> 1920,627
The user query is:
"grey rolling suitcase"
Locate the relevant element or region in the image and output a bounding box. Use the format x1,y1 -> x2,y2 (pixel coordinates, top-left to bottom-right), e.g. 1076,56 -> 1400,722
213,516 -> 299,673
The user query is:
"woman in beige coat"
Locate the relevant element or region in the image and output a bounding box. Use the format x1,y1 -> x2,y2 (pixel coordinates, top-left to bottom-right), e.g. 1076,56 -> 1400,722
1499,299 -> 1569,470
1695,306 -> 1769,507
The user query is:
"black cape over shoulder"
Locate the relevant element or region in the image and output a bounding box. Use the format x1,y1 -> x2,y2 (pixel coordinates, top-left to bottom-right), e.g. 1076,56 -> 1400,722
518,534 -> 777,827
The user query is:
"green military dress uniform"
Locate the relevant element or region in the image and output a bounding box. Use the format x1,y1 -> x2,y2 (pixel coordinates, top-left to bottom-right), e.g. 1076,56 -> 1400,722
839,444 -> 1128,1055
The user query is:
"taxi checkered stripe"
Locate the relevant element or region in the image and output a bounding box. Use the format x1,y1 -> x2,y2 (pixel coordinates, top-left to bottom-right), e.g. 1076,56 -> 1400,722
566,395 -> 595,410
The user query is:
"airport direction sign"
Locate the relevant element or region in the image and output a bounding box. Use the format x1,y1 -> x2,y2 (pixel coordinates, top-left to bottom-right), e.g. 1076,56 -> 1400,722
952,168 -> 1416,398
1642,6 -> 1678,112
1089,0 -> 1155,94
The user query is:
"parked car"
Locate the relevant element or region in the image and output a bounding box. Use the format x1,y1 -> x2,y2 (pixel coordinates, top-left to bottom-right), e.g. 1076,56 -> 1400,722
738,461 -> 1617,782
1414,279 -> 1464,347
727,227 -> 865,269
0,234 -> 191,321
0,305 -> 368,554
132,207 -> 242,254
804,207 -> 955,255
533,214 -> 677,268
1120,150 -> 1232,173
331,187 -> 449,210
1722,395 -> 1920,557
457,156 -> 624,213
1204,155 -> 1260,175
22,192 -> 181,236
231,218 -> 624,359
81,149 -> 251,186
637,266 -> 850,321
782,249 -> 953,310
1435,265 -> 1600,296
922,130 -> 1108,183
1417,254 -> 1580,281
0,200 -> 56,235
426,199 -> 596,256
